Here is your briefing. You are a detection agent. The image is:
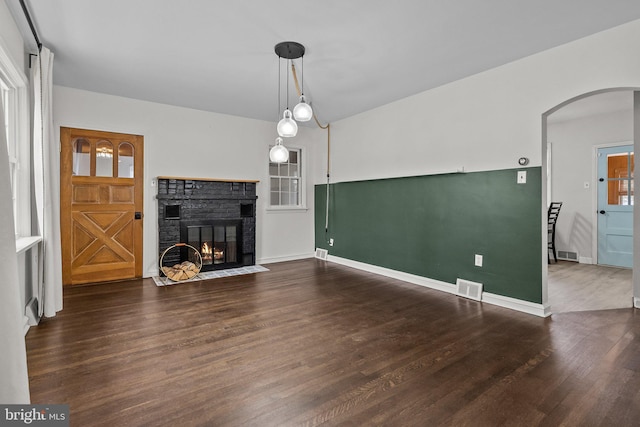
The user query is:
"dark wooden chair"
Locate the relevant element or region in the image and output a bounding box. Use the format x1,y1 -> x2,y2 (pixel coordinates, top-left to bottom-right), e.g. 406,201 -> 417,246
548,202 -> 563,263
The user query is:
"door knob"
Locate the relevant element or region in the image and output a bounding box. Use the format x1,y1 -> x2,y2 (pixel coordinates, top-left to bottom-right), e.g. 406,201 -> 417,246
599,210 -> 606,214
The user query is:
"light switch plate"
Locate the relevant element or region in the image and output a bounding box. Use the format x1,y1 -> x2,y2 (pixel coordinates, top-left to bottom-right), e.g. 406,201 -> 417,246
517,171 -> 527,184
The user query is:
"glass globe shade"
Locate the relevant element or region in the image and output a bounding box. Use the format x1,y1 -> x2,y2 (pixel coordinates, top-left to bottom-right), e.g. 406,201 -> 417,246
277,109 -> 298,137
293,95 -> 313,122
269,137 -> 289,163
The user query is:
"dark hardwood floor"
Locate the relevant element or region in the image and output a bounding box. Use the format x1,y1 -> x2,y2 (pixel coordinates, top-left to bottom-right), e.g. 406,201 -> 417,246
26,259 -> 640,426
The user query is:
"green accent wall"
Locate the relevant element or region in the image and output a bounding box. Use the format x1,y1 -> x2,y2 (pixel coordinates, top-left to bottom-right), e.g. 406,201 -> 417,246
315,168 -> 543,303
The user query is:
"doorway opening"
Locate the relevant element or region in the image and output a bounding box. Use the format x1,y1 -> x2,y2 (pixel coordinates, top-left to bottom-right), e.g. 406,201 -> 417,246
542,88 -> 637,313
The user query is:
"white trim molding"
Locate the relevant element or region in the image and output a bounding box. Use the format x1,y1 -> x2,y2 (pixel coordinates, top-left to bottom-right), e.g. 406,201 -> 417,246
327,255 -> 550,317
0,34 -> 31,238
328,255 -> 457,295
482,292 -> 551,317
258,252 -> 315,265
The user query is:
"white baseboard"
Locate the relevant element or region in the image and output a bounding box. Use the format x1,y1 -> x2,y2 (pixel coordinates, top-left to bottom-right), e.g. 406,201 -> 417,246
327,255 -> 549,317
579,257 -> 593,264
23,315 -> 30,336
258,252 -> 315,265
145,268 -> 159,279
482,292 -> 550,317
327,255 -> 457,295
635,297 -> 640,309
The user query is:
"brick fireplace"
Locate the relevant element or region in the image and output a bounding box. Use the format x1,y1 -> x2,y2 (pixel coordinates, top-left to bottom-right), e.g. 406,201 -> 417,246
156,177 -> 257,272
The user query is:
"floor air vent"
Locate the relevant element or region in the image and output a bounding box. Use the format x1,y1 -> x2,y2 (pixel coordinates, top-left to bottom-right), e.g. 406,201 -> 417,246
456,278 -> 483,301
557,251 -> 578,261
315,248 -> 328,260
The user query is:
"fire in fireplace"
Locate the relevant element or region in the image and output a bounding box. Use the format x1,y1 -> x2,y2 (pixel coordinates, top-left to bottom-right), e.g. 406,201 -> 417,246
202,242 -> 213,264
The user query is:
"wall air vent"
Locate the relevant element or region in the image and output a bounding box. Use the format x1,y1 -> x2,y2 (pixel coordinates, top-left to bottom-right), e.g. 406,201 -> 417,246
315,248 -> 328,260
456,278 -> 483,301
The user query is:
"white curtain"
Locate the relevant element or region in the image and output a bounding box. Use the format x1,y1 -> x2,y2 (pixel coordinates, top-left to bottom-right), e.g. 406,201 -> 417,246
32,47 -> 63,317
0,90 -> 31,403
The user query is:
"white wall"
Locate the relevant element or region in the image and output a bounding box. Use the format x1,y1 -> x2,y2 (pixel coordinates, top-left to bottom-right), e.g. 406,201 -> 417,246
53,86 -> 326,276
548,108 -> 633,261
331,20 -> 640,182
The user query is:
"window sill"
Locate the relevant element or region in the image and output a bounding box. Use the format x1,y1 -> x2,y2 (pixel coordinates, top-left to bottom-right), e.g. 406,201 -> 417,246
266,206 -> 309,213
16,236 -> 42,254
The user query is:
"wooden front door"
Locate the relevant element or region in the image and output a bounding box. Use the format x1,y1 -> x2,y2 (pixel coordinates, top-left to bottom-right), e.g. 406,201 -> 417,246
60,127 -> 144,285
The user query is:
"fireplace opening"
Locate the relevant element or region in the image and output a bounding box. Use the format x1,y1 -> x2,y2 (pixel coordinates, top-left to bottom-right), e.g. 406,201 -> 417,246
181,219 -> 242,271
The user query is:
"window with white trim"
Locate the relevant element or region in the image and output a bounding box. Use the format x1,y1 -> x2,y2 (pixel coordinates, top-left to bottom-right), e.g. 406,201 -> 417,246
269,147 -> 303,207
0,41 -> 30,238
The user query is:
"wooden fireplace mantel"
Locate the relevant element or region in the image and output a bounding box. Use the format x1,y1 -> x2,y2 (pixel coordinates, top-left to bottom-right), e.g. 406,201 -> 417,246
157,176 -> 260,183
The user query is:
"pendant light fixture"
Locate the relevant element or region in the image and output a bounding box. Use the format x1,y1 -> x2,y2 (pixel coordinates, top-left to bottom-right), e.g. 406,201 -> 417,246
271,41 -> 313,162
274,42 -> 312,136
277,108 -> 297,137
269,137 -> 289,163
293,94 -> 313,122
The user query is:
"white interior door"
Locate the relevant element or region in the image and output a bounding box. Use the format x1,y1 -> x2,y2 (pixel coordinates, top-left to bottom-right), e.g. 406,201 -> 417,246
597,144 -> 634,267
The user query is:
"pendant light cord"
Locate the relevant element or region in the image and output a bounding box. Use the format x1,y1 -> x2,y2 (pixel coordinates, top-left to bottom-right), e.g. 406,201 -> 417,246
291,62 -> 328,130
291,62 -> 331,234
286,59 -> 290,110
277,58 -> 281,119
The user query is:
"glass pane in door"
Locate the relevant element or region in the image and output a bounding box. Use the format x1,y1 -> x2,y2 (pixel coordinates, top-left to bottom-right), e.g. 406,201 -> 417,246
96,140 -> 114,177
72,138 -> 90,176
118,142 -> 134,178
607,152 -> 634,205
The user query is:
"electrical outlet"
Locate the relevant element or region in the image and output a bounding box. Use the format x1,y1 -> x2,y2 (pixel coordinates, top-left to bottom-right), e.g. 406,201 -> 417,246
329,238 -> 334,246
475,254 -> 483,267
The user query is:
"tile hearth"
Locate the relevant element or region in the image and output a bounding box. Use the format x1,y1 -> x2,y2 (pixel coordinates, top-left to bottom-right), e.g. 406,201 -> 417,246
153,265 -> 269,287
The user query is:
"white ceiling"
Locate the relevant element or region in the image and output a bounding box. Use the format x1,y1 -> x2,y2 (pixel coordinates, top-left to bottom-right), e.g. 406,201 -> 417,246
8,0 -> 640,124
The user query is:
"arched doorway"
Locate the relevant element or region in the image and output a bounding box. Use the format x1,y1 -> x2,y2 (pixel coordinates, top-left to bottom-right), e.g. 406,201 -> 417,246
541,88 -> 639,314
